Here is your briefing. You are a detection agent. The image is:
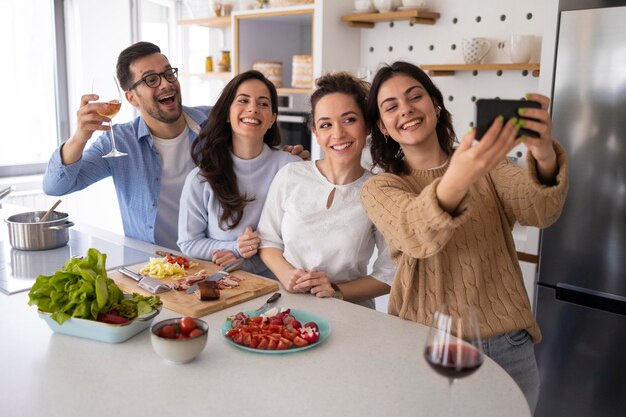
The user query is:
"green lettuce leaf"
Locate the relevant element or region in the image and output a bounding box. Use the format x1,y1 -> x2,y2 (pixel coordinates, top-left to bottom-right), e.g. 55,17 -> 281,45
29,249 -> 118,324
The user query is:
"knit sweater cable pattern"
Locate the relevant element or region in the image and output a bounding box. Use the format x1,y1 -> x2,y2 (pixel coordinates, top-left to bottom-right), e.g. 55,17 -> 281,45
360,141 -> 569,342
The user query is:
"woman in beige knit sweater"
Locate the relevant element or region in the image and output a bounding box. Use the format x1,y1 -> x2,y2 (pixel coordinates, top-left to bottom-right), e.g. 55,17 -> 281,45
360,61 -> 568,413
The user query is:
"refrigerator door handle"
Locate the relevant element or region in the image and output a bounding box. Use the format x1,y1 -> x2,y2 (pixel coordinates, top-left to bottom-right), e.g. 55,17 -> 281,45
555,283 -> 626,316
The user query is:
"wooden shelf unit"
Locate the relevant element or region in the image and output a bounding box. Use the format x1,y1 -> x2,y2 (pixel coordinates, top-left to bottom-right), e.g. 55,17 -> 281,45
177,16 -> 231,28
234,7 -> 314,86
341,9 -> 440,28
180,71 -> 233,80
420,63 -> 540,77
277,87 -> 312,94
235,6 -> 314,20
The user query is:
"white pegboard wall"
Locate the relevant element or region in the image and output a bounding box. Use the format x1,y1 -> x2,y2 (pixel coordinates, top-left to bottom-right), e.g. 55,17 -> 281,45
359,0 -> 547,144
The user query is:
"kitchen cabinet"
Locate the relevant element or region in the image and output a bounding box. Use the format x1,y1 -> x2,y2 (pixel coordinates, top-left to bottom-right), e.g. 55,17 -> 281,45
234,5 -> 314,93
341,9 -> 440,28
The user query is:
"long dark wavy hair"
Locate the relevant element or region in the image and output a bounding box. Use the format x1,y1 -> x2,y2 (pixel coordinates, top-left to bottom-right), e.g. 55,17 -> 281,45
191,70 -> 281,230
366,61 -> 457,174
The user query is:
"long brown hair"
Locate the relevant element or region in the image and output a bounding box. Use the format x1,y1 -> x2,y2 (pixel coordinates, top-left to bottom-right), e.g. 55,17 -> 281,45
366,61 -> 457,174
191,70 -> 281,230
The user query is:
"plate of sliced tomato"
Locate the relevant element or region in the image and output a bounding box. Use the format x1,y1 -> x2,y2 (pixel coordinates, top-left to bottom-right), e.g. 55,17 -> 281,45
220,309 -> 331,354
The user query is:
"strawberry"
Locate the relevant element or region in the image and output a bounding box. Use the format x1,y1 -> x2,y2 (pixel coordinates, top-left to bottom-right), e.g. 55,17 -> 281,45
303,321 -> 319,332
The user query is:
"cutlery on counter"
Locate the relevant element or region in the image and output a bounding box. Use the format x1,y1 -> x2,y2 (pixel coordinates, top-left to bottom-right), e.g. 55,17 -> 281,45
185,258 -> 245,294
118,267 -> 172,294
255,292 -> 282,312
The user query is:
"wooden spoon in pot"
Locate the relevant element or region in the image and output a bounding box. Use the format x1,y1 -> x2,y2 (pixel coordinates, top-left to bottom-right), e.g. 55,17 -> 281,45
39,199 -> 62,222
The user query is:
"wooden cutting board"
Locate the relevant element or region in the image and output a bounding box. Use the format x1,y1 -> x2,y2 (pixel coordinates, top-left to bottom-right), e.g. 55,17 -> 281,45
108,259 -> 279,318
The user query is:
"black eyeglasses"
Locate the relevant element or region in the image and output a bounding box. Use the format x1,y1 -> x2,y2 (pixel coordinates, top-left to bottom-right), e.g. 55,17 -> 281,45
128,68 -> 179,90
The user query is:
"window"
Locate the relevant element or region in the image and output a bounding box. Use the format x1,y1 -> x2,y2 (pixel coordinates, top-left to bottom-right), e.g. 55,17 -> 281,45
139,0 -> 177,58
0,0 -> 66,176
0,0 -> 177,178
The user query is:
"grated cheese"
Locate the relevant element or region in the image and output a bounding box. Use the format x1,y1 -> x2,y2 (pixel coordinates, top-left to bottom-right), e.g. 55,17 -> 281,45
139,257 -> 187,279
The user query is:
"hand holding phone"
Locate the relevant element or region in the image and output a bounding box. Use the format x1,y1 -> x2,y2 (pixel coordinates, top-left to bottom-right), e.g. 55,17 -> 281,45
475,99 -> 541,140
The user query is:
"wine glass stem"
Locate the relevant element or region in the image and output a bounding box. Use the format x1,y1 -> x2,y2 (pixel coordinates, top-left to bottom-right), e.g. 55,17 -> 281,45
109,121 -> 117,151
448,378 -> 455,417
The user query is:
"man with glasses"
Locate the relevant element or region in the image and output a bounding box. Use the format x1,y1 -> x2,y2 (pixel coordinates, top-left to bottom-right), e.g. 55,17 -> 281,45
43,41 -> 306,250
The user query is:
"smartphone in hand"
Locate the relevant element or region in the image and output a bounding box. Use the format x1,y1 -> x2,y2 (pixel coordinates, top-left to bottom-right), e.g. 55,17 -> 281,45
475,99 -> 541,140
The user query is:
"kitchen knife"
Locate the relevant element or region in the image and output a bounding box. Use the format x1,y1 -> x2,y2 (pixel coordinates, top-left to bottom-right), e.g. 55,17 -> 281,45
118,267 -> 171,294
185,257 -> 245,294
255,292 -> 282,312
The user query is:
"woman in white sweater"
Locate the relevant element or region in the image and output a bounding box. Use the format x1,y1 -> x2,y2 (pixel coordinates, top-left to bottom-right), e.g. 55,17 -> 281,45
257,72 -> 395,308
178,70 -> 300,277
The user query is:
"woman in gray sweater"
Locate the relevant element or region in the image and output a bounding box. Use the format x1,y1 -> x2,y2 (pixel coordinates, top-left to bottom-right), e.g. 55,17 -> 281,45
177,70 -> 300,277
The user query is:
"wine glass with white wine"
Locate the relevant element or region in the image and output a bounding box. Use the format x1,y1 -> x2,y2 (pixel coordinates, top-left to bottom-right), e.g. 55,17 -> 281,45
423,303 -> 484,416
91,76 -> 127,158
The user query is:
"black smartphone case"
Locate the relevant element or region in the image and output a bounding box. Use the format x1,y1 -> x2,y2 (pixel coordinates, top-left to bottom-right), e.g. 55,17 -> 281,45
475,99 -> 541,140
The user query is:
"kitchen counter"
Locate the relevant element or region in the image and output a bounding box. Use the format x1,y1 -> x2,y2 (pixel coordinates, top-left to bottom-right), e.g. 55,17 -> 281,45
0,217 -> 155,295
0,224 -> 530,417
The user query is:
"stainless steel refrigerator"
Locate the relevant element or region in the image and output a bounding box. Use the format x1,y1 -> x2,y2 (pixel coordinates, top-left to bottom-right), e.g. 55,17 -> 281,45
535,1 -> 626,416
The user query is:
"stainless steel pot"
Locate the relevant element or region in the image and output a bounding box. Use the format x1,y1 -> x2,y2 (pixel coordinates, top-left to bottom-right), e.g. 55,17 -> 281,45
5,211 -> 74,251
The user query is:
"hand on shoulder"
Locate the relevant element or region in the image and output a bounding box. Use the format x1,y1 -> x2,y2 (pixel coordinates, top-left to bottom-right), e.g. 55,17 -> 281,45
282,144 -> 310,161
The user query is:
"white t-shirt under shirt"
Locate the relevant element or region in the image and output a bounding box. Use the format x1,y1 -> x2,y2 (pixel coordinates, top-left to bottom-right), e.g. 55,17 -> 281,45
257,160 -> 396,309
152,126 -> 195,250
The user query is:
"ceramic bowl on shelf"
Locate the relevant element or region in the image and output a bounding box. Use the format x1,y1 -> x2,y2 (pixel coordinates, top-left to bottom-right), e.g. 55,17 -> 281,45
354,0 -> 373,11
150,317 -> 209,364
373,0 -> 400,13
401,0 -> 426,7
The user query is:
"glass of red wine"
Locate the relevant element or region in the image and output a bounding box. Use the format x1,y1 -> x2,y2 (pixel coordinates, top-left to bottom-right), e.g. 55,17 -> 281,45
424,303 -> 484,415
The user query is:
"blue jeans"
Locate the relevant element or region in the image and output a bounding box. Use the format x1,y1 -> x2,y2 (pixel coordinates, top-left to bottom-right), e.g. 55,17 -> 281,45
482,330 -> 539,414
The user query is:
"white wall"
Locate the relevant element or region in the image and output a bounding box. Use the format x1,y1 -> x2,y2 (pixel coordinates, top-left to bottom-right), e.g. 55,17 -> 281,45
359,0 -> 545,140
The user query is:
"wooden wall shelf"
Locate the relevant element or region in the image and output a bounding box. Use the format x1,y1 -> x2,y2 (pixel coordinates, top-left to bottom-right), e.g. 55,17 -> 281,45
420,64 -> 540,77
180,72 -> 233,80
341,9 -> 440,28
177,16 -> 231,28
277,87 -> 312,94
235,7 -> 314,21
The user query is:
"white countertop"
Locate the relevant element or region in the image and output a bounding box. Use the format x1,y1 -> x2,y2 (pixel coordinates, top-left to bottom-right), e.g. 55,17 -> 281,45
0,224 -> 530,417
